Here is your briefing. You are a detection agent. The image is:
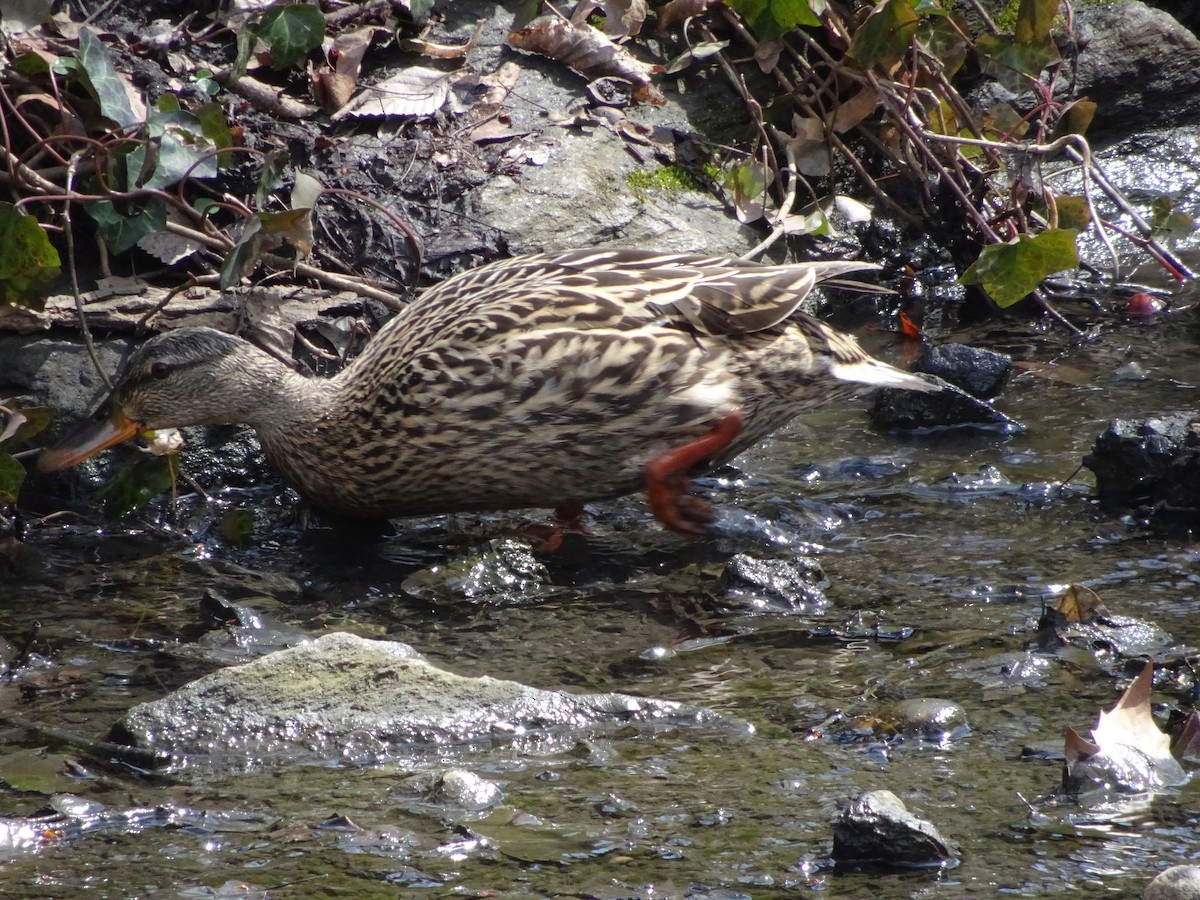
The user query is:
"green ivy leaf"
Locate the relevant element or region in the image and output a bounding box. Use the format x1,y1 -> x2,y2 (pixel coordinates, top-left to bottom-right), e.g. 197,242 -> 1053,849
724,158 -> 770,224
94,455 -> 176,522
916,11 -> 968,79
0,202 -> 61,309
848,0 -> 920,71
727,0 -> 819,40
976,32 -> 1059,93
0,405 -> 54,448
194,102 -> 234,166
77,27 -> 141,128
219,509 -> 256,545
1052,195 -> 1091,231
124,110 -> 219,190
1149,196 -> 1197,241
85,196 -> 168,255
258,4 -> 325,69
0,454 -> 24,504
1014,0 -> 1059,46
960,229 -> 1080,308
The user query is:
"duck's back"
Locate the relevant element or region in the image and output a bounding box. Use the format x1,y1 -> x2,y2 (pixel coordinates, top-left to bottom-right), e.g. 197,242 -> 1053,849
282,250 -> 910,518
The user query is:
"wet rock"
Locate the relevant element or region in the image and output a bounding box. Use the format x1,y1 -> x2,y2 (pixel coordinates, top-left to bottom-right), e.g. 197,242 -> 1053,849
1145,865 -> 1200,900
1067,2 -> 1200,135
911,344 -> 1011,399
889,699 -> 969,743
400,769 -> 504,811
717,553 -> 829,614
401,538 -> 551,605
869,343 -> 1020,431
832,789 -> 956,868
111,632 -> 735,771
1083,414 -> 1200,525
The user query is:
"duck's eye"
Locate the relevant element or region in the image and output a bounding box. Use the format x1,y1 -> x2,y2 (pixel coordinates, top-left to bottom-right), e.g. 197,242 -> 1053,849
150,362 -> 172,379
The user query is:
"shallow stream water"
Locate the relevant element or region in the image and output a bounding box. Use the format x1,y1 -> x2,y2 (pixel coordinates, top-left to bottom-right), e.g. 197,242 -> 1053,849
4,293 -> 1200,898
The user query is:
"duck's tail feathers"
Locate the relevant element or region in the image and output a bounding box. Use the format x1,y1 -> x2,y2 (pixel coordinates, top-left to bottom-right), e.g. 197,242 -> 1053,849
832,360 -> 942,392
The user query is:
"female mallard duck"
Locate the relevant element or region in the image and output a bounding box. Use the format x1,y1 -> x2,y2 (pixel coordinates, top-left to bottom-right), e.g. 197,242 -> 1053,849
38,249 -> 938,536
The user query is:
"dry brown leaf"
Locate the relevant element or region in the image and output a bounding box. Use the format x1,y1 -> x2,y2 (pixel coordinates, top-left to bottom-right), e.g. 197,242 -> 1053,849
1064,661 -> 1189,789
332,66 -> 456,119
657,0 -> 718,32
477,61 -> 522,105
1055,584 -> 1110,624
832,86 -> 879,133
570,0 -> 649,41
507,15 -> 664,105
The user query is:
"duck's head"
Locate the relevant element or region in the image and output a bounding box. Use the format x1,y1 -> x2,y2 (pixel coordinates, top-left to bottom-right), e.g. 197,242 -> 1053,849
38,327 -> 261,473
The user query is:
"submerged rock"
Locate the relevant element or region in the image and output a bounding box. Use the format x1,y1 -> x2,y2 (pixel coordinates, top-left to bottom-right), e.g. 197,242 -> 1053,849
112,632 -> 736,772
717,553 -> 829,614
1145,865 -> 1200,900
832,789 -> 956,868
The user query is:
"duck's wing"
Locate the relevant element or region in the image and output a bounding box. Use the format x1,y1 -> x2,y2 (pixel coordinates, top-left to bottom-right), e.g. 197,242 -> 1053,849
414,248 -> 880,340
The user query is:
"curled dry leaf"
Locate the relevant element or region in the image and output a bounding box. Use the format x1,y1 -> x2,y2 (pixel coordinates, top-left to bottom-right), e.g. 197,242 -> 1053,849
332,66 -> 457,119
507,15 -> 665,106
657,0 -> 718,33
570,0 -> 649,41
1064,661 -> 1189,792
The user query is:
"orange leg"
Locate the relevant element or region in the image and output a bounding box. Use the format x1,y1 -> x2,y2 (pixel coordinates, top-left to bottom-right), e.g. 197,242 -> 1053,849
526,503 -> 587,552
643,411 -> 744,538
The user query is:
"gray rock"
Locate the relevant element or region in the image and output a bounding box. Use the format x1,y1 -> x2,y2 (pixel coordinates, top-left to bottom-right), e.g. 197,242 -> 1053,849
1146,865 -> 1200,900
832,789 -> 956,868
1068,2 -> 1200,134
112,632 -> 736,771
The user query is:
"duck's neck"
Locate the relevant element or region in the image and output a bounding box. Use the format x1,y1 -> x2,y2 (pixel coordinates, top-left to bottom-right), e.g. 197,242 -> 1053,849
221,343 -> 333,439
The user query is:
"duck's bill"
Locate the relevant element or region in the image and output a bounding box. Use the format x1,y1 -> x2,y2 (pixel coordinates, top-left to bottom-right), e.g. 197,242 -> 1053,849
36,407 -> 141,473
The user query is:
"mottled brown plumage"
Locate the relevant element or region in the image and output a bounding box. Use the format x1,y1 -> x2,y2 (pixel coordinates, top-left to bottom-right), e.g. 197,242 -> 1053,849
38,249 -> 939,533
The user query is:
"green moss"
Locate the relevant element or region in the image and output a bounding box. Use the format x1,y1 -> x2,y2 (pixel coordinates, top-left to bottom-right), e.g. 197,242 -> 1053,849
625,163 -> 705,201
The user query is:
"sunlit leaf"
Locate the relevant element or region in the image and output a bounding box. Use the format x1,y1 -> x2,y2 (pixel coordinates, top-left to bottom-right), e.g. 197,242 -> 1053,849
1051,194 -> 1091,231
0,405 -> 53,448
1053,98 -> 1096,138
1149,196 -> 1198,241
726,0 -> 819,40
258,3 -> 325,69
507,15 -> 665,103
194,102 -> 234,166
848,0 -> 919,71
1054,584 -> 1108,624
0,454 -> 24,504
77,27 -> 144,128
94,454 -> 176,521
960,229 -> 1079,308
0,203 -> 60,308
725,158 -> 770,223
125,110 -> 219,191
916,12 -> 968,79
1014,0 -> 1059,46
976,32 -> 1059,93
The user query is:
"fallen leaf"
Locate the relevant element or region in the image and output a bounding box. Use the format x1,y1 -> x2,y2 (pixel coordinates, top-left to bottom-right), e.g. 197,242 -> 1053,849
507,15 -> 664,105
657,0 -> 718,32
570,0 -> 649,41
332,66 -> 457,119
1064,661 -> 1189,793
